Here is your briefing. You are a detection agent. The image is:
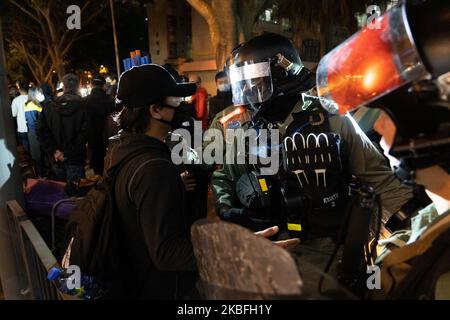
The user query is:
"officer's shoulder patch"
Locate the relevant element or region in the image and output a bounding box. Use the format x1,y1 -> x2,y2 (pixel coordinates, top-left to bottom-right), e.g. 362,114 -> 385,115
218,105 -> 242,118
218,106 -> 249,126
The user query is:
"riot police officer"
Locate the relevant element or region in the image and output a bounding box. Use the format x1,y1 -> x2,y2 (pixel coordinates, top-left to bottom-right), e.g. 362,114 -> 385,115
208,33 -> 416,271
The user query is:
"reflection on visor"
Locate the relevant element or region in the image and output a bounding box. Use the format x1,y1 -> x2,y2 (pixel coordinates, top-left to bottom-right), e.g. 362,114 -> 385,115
229,61 -> 273,106
229,62 -> 271,83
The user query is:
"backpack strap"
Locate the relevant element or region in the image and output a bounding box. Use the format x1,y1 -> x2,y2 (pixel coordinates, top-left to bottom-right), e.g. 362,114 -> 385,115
127,158 -> 172,199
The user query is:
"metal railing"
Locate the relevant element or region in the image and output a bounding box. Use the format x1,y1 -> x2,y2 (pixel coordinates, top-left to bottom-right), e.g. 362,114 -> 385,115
5,200 -> 69,300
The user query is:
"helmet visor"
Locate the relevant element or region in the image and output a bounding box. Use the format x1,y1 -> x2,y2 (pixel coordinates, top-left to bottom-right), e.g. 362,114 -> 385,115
228,60 -> 273,106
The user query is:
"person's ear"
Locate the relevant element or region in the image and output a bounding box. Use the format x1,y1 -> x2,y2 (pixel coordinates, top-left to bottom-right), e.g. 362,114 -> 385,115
149,104 -> 163,120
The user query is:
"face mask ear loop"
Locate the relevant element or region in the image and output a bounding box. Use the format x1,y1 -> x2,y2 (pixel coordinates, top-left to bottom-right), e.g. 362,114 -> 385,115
156,118 -> 172,127
153,103 -> 178,127
161,103 -> 178,110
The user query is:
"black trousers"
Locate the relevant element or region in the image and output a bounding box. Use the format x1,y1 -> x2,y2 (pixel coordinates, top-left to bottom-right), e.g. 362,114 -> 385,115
90,147 -> 106,175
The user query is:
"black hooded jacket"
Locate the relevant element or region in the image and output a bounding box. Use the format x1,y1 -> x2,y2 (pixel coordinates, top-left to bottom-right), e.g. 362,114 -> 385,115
83,87 -> 116,149
104,133 -> 198,299
38,92 -> 89,166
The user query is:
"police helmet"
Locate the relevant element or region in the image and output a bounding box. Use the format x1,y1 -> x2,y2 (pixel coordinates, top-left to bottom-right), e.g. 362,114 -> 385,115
226,33 -> 315,107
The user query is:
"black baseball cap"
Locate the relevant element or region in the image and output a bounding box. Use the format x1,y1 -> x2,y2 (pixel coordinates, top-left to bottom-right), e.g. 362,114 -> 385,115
116,64 -> 196,109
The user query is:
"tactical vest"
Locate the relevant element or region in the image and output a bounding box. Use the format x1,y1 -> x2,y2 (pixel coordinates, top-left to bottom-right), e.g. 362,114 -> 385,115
279,102 -> 350,238
223,102 -> 351,237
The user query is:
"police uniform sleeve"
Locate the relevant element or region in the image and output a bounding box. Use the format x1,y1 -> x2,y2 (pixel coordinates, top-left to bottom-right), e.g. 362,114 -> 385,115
211,164 -> 238,210
206,114 -> 238,210
335,113 -> 413,216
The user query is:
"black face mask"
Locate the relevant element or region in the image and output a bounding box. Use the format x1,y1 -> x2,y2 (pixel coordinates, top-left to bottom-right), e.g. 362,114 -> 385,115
157,105 -> 192,130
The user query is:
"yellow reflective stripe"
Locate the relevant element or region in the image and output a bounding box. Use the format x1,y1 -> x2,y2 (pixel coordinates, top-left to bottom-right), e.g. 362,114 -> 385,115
287,223 -> 302,232
258,178 -> 268,192
25,102 -> 42,113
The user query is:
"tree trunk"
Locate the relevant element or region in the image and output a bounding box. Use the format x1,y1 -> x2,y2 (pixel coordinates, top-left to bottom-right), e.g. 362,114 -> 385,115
212,0 -> 237,69
187,0 -> 273,70
238,0 -> 275,41
236,16 -> 246,44
7,0 -> 104,86
51,46 -> 65,81
186,0 -> 221,67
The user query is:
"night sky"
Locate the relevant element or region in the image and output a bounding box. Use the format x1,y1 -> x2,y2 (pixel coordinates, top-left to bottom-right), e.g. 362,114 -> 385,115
67,3 -> 149,75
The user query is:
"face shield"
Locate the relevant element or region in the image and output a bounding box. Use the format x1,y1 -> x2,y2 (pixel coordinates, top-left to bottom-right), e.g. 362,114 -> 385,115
316,3 -> 430,114
228,60 -> 274,107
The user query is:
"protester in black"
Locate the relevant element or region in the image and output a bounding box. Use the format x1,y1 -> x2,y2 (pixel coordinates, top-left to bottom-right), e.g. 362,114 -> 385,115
104,64 -> 199,299
84,75 -> 116,175
38,73 -> 89,182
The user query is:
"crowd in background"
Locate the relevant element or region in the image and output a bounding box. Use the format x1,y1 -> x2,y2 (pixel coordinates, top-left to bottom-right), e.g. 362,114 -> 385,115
9,69 -> 232,185
10,75 -> 116,181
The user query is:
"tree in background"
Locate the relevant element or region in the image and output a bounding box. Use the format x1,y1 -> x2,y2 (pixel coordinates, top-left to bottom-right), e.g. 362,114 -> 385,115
186,0 -> 394,68
186,0 -> 274,69
3,0 -> 107,87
